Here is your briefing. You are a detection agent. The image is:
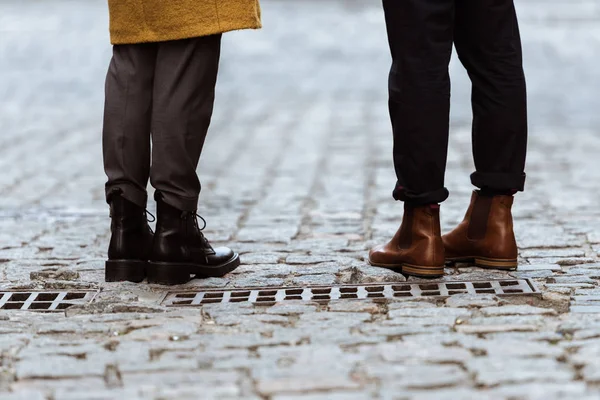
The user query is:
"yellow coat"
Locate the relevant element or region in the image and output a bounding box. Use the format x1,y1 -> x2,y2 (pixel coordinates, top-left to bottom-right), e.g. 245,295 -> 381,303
108,0 -> 261,45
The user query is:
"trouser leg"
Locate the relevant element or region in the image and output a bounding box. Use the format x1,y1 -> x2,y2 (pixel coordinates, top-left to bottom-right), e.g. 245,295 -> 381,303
103,43 -> 157,207
454,0 -> 528,192
383,0 -> 455,205
150,35 -> 222,211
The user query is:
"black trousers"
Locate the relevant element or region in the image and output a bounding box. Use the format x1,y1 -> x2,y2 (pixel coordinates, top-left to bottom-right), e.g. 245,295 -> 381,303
383,0 -> 528,205
103,35 -> 221,211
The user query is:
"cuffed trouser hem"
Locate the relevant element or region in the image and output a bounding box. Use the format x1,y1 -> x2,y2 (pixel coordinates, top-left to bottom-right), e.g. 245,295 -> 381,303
155,190 -> 199,212
105,184 -> 147,208
393,185 -> 450,205
470,172 -> 526,192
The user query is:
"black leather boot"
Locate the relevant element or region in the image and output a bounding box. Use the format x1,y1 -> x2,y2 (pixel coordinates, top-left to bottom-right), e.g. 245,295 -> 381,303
148,193 -> 240,285
105,190 -> 154,283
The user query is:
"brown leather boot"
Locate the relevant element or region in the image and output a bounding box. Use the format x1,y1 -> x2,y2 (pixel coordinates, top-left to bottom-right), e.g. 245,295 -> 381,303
443,191 -> 518,270
369,204 -> 445,278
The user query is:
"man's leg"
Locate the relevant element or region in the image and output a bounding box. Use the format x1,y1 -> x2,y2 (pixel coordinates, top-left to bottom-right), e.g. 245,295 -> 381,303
102,44 -> 157,283
148,35 -> 239,285
103,44 -> 157,207
454,0 -> 527,192
442,1 -> 527,270
150,35 -> 221,211
369,0 -> 455,278
383,0 -> 455,205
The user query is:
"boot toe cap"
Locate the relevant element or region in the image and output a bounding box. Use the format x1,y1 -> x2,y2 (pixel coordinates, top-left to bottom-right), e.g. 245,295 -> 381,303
368,245 -> 387,264
212,246 -> 236,262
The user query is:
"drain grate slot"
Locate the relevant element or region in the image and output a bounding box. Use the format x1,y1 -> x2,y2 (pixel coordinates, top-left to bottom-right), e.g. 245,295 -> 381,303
0,291 -> 97,311
162,279 -> 540,307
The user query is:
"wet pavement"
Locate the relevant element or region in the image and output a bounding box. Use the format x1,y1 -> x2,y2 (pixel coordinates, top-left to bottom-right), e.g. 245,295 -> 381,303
1,0 -> 600,399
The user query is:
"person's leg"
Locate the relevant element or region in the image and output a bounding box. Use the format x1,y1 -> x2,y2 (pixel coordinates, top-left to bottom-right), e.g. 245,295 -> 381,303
370,0 -> 455,278
150,35 -> 221,211
443,0 -> 526,270
148,35 -> 239,285
454,0 -> 527,192
384,0 -> 455,205
103,43 -> 157,207
102,43 -> 157,282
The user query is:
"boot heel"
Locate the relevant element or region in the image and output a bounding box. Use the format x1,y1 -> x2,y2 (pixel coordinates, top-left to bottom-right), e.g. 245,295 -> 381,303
147,262 -> 191,285
402,264 -> 445,278
105,260 -> 146,283
475,258 -> 518,270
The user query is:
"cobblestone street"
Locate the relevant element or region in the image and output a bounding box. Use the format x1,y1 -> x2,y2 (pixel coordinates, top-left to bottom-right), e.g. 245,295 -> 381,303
2,0 -> 600,399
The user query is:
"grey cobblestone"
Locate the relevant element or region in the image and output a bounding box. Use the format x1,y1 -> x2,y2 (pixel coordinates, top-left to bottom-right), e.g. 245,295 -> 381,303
1,0 -> 600,398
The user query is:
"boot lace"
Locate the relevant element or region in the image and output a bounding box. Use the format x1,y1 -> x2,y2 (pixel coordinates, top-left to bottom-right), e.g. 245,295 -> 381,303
181,212 -> 211,249
145,210 -> 156,223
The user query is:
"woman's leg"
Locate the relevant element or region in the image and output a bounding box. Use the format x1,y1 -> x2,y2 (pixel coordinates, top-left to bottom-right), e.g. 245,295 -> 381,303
150,35 -> 221,211
103,43 -> 157,283
103,43 -> 157,207
147,35 -> 239,285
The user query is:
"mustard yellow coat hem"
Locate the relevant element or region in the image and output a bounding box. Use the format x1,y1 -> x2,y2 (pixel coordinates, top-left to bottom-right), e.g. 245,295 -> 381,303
108,0 -> 262,45
110,20 -> 261,45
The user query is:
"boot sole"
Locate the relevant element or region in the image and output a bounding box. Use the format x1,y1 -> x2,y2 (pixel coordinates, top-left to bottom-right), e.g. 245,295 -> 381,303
446,257 -> 518,270
368,260 -> 445,279
105,260 -> 147,283
147,254 -> 241,286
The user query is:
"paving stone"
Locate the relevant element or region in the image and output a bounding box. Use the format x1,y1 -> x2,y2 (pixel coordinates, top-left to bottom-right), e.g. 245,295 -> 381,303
388,307 -> 471,320
0,390 -> 47,400
265,304 -> 319,315
521,248 -> 586,258
327,301 -> 382,313
373,342 -> 472,364
272,392 -> 373,400
336,266 -> 407,284
254,346 -> 362,395
456,324 -> 540,334
15,356 -> 106,379
546,283 -> 596,290
512,270 -> 555,279
286,255 -> 338,265
364,364 -> 468,389
360,324 -> 451,338
290,274 -> 337,286
387,301 -> 438,310
10,378 -> 107,393
445,294 -> 500,308
573,328 -> 600,340
480,305 -> 557,317
239,252 -> 286,265
517,264 -> 562,272
231,277 -> 287,288
570,306 -> 600,314
485,382 -> 589,400
580,360 -> 600,384
467,358 -> 574,386
555,258 -> 597,266
477,340 -> 564,358
550,275 -> 597,285
152,385 -> 245,400
382,388 -> 503,400
54,388 -> 145,400
122,370 -> 242,388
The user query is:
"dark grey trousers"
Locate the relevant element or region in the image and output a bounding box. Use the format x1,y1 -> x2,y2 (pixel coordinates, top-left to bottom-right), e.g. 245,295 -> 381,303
103,35 -> 222,211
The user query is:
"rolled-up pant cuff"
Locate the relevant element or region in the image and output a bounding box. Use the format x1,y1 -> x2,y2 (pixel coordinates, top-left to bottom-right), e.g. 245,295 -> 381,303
470,172 -> 526,192
393,185 -> 449,205
155,191 -> 199,212
106,184 -> 147,208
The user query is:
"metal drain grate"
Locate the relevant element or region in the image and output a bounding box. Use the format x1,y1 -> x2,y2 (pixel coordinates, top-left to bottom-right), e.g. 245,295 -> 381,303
0,291 -> 98,311
162,278 -> 540,307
